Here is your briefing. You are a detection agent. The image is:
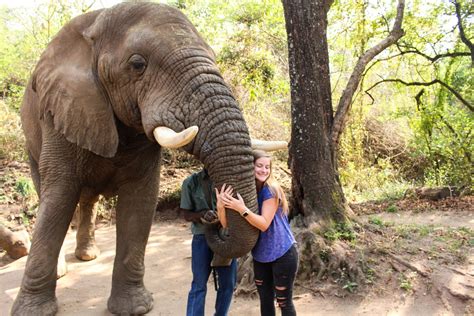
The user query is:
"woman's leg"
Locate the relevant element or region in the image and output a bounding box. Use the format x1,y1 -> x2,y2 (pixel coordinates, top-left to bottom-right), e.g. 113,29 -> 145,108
273,245 -> 298,316
253,260 -> 275,316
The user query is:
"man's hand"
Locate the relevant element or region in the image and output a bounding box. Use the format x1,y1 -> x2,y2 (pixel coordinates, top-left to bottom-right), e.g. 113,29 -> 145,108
201,210 -> 219,225
215,184 -> 233,211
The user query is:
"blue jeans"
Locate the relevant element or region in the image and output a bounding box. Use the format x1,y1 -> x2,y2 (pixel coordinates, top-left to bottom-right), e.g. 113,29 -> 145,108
187,234 -> 237,316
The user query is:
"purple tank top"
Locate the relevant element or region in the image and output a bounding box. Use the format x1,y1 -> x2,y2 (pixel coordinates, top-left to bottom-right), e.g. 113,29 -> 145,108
252,185 -> 296,263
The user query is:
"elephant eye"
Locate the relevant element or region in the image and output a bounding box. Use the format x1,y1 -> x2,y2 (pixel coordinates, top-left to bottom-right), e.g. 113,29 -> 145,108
128,54 -> 147,74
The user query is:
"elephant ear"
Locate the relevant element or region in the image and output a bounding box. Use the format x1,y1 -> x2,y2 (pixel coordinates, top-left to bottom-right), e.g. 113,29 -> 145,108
33,11 -> 118,158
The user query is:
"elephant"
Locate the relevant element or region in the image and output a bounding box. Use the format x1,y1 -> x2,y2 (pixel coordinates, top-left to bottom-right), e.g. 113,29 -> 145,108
12,3 -> 287,315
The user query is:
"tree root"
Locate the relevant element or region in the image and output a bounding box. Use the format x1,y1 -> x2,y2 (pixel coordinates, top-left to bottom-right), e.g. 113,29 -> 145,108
296,283 -> 327,298
387,253 -> 430,277
294,228 -> 366,292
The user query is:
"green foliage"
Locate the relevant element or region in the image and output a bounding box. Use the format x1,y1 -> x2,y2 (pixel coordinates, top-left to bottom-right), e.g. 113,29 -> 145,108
365,267 -> 375,284
386,1 -> 472,188
335,0 -> 472,199
340,153 -> 412,203
386,204 -> 397,213
399,272 -> 414,292
324,221 -> 357,242
342,281 -> 358,293
15,176 -> 33,198
368,216 -> 384,227
409,88 -> 473,186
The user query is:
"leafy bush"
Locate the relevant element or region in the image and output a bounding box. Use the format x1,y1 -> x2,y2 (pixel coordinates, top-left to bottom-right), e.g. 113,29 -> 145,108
15,176 -> 33,198
386,204 -> 398,213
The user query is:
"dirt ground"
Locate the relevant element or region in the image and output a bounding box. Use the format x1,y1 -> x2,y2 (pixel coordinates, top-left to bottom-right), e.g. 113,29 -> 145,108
1,211 -> 473,316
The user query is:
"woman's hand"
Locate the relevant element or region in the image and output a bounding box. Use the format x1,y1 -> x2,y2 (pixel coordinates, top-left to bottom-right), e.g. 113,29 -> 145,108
222,192 -> 247,214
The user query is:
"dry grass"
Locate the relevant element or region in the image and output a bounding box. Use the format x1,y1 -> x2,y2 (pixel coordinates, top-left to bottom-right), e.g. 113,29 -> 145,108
0,101 -> 25,162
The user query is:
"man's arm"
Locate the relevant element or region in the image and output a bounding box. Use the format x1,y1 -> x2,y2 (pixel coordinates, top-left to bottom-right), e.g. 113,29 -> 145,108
180,173 -> 218,225
181,208 -> 219,225
181,208 -> 206,223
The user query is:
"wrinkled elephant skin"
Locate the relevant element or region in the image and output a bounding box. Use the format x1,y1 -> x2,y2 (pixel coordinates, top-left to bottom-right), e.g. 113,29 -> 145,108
13,3 -> 258,315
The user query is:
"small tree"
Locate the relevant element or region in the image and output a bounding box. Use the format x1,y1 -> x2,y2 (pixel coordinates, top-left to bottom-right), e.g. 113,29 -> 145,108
281,0 -> 405,285
281,0 -> 405,227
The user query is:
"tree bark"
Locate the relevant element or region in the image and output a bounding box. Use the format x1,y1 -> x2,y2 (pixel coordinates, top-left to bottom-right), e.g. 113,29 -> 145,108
282,0 -> 346,226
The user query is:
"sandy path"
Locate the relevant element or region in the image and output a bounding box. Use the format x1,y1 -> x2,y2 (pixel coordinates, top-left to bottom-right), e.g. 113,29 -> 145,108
0,220 -> 466,315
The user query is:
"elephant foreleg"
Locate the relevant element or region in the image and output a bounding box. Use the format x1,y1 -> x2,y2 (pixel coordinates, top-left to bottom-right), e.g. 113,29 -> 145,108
107,162 -> 159,315
11,183 -> 80,316
75,190 -> 100,261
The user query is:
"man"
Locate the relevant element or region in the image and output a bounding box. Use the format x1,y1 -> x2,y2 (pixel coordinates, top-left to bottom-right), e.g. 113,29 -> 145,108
180,168 -> 237,316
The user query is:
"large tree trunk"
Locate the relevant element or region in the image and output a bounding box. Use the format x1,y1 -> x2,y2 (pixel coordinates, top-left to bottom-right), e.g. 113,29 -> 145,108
282,0 -> 347,227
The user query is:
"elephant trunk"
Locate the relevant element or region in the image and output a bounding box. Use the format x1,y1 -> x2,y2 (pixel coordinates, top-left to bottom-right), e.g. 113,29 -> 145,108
142,51 -> 260,257
194,96 -> 259,258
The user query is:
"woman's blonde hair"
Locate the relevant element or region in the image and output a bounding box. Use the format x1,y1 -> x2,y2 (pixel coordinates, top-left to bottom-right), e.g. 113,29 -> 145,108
252,150 -> 289,215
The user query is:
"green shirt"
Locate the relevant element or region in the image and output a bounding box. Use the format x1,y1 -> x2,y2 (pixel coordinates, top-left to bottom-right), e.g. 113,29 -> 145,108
180,169 -> 216,235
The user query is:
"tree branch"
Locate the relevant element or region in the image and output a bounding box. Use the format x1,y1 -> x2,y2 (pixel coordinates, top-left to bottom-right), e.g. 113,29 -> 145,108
396,43 -> 470,63
362,45 -> 470,84
366,78 -> 474,112
452,0 -> 474,66
331,0 -> 405,150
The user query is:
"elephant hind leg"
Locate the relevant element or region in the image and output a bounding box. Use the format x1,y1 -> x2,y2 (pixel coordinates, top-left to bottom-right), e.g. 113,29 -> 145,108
27,151 -> 41,198
74,189 -> 100,261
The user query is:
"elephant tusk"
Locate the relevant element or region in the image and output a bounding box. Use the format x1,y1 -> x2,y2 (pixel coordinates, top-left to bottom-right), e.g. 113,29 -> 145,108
251,139 -> 288,151
153,126 -> 199,148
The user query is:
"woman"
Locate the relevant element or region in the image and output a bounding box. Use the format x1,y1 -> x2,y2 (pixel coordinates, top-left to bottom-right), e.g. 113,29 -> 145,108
216,150 -> 298,316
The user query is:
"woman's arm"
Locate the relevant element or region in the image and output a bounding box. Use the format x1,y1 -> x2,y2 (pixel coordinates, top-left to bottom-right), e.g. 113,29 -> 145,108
222,192 -> 278,232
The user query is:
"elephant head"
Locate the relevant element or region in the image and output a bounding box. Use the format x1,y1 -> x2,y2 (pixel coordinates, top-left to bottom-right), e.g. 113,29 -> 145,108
28,2 -> 287,258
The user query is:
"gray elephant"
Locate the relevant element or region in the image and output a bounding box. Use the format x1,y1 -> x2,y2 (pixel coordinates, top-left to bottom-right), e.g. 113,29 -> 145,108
12,3 -> 286,315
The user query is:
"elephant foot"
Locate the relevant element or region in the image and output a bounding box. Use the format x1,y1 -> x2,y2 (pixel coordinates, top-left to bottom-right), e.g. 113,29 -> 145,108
107,285 -> 153,315
75,244 -> 100,261
11,290 -> 58,316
